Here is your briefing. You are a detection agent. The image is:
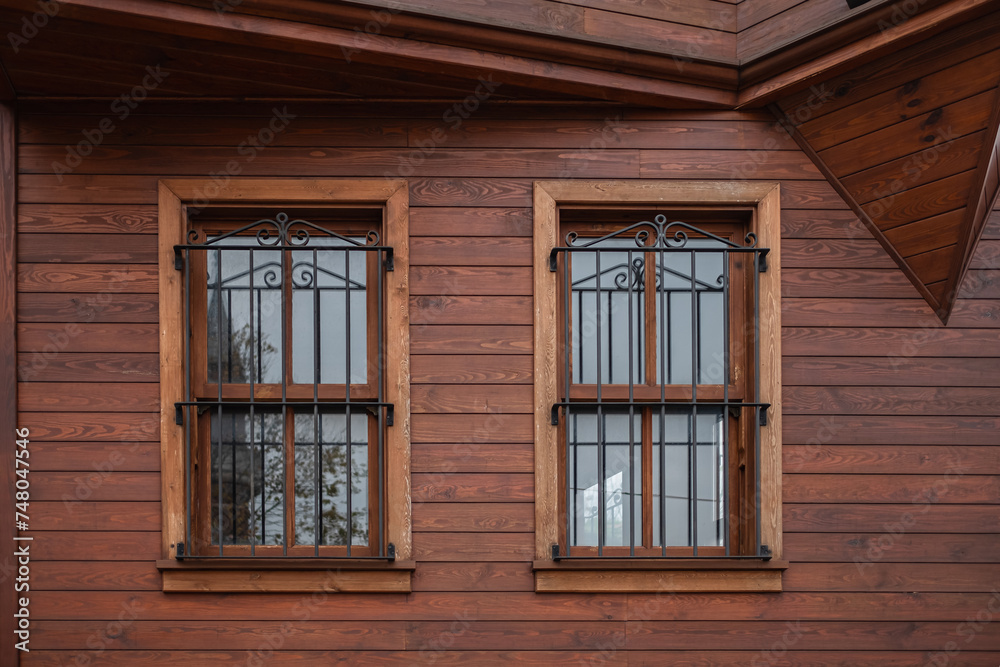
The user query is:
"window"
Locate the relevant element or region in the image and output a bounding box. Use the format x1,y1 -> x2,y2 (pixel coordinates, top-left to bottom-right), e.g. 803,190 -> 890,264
533,181 -> 784,592
158,180 -> 412,592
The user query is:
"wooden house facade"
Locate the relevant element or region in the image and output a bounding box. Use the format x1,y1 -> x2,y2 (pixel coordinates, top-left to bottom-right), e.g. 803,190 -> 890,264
0,0 -> 999,664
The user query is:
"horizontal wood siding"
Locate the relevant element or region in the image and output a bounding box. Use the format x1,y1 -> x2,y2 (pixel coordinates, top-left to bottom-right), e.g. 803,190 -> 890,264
15,107 -> 1000,665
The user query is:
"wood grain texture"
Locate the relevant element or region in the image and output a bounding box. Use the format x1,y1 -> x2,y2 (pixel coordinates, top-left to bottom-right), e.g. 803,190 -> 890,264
0,101 -> 15,667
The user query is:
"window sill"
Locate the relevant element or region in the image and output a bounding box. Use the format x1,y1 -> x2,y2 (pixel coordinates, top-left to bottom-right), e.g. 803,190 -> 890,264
156,559 -> 415,593
532,559 -> 787,593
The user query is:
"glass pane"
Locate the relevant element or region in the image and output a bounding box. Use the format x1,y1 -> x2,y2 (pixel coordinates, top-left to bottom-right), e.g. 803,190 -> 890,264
655,243 -> 728,385
210,408 -> 284,546
292,247 -> 368,385
570,239 -> 644,385
206,240 -> 282,384
293,410 -> 369,546
567,409 -> 642,547
652,409 -> 725,547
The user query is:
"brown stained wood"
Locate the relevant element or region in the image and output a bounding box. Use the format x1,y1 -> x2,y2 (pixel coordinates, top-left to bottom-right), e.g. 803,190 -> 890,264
784,532 -> 1000,563
409,179 -> 533,207
412,532 -> 534,561
410,207 -> 531,237
639,149 -> 821,180
28,442 -> 160,472
959,270 -> 1000,298
410,295 -> 532,325
33,561 -> 160,591
411,385 -> 532,414
18,145 -> 642,179
19,174 -> 160,204
970,239 -> 1000,268
410,266 -> 531,297
780,269 -> 919,298
404,620 -> 628,649
906,245 -> 958,284
411,443 -> 534,474
785,504 -> 1000,533
0,100 -> 14,667
15,352 -> 158,382
18,263 -> 158,293
18,292 -> 158,323
882,209 -> 966,257
782,298 -> 1000,328
30,531 -> 160,560
31,501 -> 160,532
782,326 -> 1000,357
818,92 -> 995,178
162,569 -> 412,593
18,204 -> 158,233
412,562 -> 534,591
782,239 -> 897,268
783,416 -> 1000,446
30,620 -> 407,651
411,119 -> 795,150
799,50 -> 1000,152
31,471 -> 160,502
779,180 -> 850,209
19,383 -> 159,412
20,115 -> 407,147
784,563 -> 1000,592
784,474 -> 1000,504
411,473 -> 534,502
412,503 -> 534,532
782,386 -> 1000,416
842,133 -> 986,205
411,355 -> 532,384
784,357 -> 1000,387
19,412 -> 158,442
537,569 -> 783,593
984,210 -> 1000,238
17,323 -> 159,352
862,171 -> 974,231
780,210 -> 868,238
18,233 -> 157,263
410,325 -> 531,355
410,237 -> 532,266
410,414 -> 533,444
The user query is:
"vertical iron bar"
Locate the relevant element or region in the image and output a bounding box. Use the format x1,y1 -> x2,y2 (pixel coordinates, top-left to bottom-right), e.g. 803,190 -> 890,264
595,250 -> 604,556
563,251 -> 572,556
281,242 -> 288,556
215,247 -> 224,556
313,248 -> 321,556
627,249 -> 635,557
345,248 -> 353,556
754,249 -> 762,555
722,250 -> 730,556
377,246 -> 385,557
183,249 -> 192,555
249,248 -> 256,555
690,250 -> 698,557
657,245 -> 667,556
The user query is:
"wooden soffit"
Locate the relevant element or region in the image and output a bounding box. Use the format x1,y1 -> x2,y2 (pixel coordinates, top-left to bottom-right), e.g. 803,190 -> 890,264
771,9 -> 1000,321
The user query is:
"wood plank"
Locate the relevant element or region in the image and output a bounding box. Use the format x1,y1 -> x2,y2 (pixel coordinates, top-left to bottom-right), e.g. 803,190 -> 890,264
781,327 -> 1000,357
404,620 -> 629,649
411,415 -> 534,444
785,474 -> 1000,504
410,325 -> 531,355
780,209 -> 868,238
409,179 -> 532,207
784,445 -> 998,475
969,239 -> 1000,268
779,180 -> 850,209
784,532 -> 1000,562
18,413 -> 159,443
411,443 -> 534,473
411,355 -> 532,384
906,244 -> 958,284
19,174 -> 160,204
412,503 -> 534,532
18,233 -> 157,263
960,269 -> 1000,298
0,100 -> 15,667
785,504 -> 1000,533
162,569 -> 412,593
862,171 -> 973,231
411,385 -> 532,414
410,266 -> 531,296
782,298 -> 1000,328
412,532 -> 534,561
799,50 -> 1000,151
17,293 -> 158,323
639,149 -> 821,179
19,383 -> 159,412
818,91 -> 994,177
782,239 -> 897,268
782,386 -> 1000,415
18,263 -> 157,292
410,237 -> 532,266
785,563 -> 1000,592
411,562 -> 534,591
30,531 -> 160,560
410,295 -> 532,325
552,0 -> 735,29
783,416 -> 1000,446
780,269 -> 919,298
411,473 -> 534,501
882,209 -> 966,257
32,561 -> 159,590
18,204 -> 157,233
17,323 -> 159,352
27,442 -> 160,472
536,568 -> 783,593
30,501 -> 159,531
410,207 -> 531,236
15,353 -> 158,382
30,471 -> 160,501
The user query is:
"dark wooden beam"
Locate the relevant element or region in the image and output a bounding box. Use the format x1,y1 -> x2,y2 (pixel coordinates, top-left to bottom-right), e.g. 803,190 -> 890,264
0,100 -> 18,667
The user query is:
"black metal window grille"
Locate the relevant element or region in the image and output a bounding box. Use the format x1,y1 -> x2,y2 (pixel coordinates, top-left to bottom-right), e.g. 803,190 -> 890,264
174,212 -> 394,560
550,214 -> 770,559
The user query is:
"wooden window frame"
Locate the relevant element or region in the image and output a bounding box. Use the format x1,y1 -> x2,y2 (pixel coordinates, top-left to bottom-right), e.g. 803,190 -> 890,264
533,180 -> 785,593
158,179 -> 412,593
